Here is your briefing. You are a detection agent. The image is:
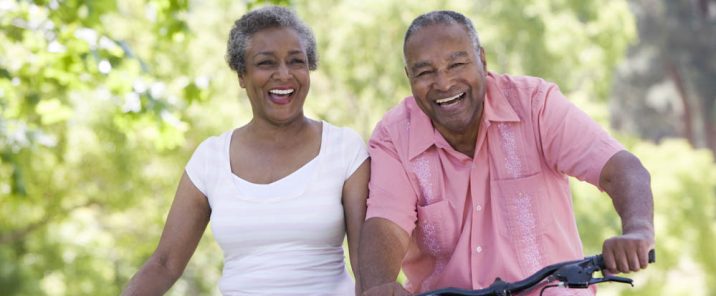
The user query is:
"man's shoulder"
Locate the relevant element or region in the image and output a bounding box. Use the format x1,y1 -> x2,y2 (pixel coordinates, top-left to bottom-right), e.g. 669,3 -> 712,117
369,96 -> 429,156
375,96 -> 420,130
489,72 -> 554,92
487,72 -> 561,115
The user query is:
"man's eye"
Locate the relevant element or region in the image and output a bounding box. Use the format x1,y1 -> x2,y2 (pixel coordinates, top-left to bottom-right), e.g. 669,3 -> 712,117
416,70 -> 434,77
449,62 -> 466,69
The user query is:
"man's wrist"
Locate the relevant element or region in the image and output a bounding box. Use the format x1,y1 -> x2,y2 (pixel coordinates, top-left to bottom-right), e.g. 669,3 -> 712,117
362,280 -> 395,291
622,219 -> 654,236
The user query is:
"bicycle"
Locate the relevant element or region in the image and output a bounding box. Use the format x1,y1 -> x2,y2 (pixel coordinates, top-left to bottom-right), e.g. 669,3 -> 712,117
418,249 -> 656,296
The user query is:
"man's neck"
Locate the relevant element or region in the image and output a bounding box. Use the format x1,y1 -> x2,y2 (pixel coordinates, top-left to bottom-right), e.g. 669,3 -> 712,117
434,105 -> 484,158
440,127 -> 479,157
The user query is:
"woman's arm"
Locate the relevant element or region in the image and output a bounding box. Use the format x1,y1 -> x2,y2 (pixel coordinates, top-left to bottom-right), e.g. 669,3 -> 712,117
122,172 -> 211,295
342,160 -> 370,294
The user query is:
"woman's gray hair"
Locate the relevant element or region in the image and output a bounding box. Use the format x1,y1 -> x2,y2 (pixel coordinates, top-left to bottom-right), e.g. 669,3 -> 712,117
403,10 -> 481,57
226,6 -> 318,74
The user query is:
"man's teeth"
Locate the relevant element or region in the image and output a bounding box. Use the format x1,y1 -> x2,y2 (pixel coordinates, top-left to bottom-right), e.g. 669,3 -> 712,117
436,93 -> 463,104
269,89 -> 294,95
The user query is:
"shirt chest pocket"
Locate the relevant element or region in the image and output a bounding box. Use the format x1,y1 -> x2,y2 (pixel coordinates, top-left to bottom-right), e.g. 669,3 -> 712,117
416,199 -> 459,257
490,172 -> 555,239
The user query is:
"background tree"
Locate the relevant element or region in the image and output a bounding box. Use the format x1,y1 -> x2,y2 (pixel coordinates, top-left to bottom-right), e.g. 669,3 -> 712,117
610,0 -> 716,156
0,0 -> 217,294
1,0 -> 714,295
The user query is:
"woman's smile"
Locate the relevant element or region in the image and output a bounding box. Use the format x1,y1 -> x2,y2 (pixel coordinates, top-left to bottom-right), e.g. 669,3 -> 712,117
268,88 -> 296,105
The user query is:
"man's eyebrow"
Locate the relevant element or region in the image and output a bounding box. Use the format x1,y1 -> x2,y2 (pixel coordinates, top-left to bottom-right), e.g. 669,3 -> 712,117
410,61 -> 432,72
448,51 -> 469,61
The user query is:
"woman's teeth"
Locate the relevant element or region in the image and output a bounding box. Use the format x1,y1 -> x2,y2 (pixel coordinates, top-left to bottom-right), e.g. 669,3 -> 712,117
269,89 -> 294,95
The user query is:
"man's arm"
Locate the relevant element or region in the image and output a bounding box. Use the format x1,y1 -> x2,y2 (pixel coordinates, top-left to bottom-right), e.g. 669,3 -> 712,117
599,150 -> 655,274
358,217 -> 412,296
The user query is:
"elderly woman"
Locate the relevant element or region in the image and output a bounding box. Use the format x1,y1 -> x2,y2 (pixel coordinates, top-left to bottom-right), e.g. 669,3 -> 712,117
122,6 -> 368,296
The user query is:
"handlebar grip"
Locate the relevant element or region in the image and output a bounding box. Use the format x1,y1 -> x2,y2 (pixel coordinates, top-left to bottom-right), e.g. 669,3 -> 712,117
595,249 -> 656,269
594,254 -> 606,269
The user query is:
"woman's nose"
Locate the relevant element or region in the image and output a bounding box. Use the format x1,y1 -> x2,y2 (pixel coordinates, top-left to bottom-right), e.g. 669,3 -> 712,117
273,63 -> 291,80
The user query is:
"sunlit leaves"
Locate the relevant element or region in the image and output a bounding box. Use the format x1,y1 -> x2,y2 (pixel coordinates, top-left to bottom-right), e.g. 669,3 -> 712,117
1,0 -> 210,295
1,0 -> 714,295
573,137 -> 716,294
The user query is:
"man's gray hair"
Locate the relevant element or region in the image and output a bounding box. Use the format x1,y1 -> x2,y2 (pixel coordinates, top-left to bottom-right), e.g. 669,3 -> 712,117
226,5 -> 318,74
403,10 -> 481,58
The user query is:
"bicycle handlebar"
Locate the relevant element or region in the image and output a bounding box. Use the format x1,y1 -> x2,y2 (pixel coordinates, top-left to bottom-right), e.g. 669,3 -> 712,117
418,249 -> 655,296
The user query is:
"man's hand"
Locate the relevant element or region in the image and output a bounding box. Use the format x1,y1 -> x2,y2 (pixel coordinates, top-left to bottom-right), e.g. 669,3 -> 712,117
602,229 -> 654,274
362,282 -> 412,296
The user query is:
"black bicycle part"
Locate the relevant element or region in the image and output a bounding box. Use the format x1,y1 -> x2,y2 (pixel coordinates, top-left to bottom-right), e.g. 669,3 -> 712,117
418,249 -> 655,296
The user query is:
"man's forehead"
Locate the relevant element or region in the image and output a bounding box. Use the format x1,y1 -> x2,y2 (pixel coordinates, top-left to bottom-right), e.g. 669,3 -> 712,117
406,22 -> 468,43
405,24 -> 471,54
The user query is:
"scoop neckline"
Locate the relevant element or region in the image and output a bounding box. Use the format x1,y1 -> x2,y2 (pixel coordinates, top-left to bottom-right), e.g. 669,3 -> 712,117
225,121 -> 327,199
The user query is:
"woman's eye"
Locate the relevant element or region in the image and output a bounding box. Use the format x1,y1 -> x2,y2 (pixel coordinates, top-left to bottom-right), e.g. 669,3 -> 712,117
290,59 -> 306,65
257,60 -> 274,66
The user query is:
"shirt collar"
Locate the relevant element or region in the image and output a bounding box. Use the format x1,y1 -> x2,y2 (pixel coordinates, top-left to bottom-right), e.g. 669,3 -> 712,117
407,72 -> 520,160
483,72 -> 521,124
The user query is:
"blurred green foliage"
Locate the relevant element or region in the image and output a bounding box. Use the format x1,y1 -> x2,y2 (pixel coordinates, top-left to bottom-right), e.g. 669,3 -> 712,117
0,0 -> 714,295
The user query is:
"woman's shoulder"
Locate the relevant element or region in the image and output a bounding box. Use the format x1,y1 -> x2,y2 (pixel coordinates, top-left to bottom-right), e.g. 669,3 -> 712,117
321,121 -> 365,145
193,129 -> 233,154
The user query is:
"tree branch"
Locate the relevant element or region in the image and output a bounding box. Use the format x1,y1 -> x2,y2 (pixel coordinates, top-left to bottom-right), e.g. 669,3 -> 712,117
0,200 -> 99,245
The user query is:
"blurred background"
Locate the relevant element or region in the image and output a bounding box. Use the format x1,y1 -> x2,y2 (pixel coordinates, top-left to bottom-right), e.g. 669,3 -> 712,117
1,0 -> 715,295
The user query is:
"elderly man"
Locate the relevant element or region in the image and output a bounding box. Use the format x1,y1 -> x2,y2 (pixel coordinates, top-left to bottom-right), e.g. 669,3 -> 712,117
358,10 -> 654,296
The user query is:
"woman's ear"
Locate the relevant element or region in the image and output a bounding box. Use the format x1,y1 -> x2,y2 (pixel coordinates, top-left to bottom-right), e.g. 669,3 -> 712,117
238,73 -> 246,88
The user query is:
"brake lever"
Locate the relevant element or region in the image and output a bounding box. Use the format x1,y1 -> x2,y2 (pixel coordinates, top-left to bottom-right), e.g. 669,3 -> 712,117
584,249 -> 655,288
554,253 -> 642,289
587,274 -> 633,287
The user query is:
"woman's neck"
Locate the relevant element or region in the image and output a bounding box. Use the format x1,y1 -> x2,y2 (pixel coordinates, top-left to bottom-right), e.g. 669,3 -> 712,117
244,116 -> 315,144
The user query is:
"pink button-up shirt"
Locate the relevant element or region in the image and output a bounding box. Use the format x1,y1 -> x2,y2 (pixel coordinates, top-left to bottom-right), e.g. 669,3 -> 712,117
366,72 -> 623,295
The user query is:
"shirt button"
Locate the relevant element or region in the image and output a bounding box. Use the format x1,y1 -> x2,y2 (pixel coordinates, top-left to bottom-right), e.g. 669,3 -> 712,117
475,205 -> 482,212
475,246 -> 483,253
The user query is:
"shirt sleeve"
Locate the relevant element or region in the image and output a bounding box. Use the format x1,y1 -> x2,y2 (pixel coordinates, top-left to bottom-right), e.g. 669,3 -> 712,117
536,82 -> 624,189
365,122 -> 419,235
342,127 -> 369,180
185,138 -> 211,196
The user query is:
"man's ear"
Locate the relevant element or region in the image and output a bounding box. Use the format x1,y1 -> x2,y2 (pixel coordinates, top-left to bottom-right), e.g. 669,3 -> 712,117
479,46 -> 487,70
238,73 -> 246,88
404,66 -> 410,80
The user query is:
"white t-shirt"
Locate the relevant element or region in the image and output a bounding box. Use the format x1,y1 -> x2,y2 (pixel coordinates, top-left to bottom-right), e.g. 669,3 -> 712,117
185,121 -> 368,296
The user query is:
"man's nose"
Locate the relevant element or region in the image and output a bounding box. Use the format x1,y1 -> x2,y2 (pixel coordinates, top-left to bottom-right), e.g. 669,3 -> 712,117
433,71 -> 453,92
